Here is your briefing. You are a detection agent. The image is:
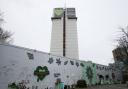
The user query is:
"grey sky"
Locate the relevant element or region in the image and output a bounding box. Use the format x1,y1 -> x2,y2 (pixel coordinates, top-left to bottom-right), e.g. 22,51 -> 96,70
0,0 -> 128,65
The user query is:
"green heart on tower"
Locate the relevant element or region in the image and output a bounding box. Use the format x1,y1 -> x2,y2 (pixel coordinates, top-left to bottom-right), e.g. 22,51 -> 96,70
54,8 -> 63,16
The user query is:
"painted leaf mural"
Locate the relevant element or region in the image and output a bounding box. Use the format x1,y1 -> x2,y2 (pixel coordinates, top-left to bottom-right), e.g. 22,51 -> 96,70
27,52 -> 34,59
81,61 -> 97,85
76,62 -> 79,67
56,58 -> 61,65
70,60 -> 74,65
48,57 -> 54,64
64,61 -> 68,65
86,66 -> 93,84
80,63 -> 84,67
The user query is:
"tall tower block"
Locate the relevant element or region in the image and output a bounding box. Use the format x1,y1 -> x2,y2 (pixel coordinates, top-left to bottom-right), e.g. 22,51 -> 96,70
50,8 -> 79,59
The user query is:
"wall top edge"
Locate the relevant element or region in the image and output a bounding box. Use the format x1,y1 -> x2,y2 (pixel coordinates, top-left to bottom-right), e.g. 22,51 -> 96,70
0,43 -> 110,66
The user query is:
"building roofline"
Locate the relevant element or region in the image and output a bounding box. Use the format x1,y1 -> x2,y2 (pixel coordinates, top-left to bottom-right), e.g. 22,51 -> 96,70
0,43 -> 111,66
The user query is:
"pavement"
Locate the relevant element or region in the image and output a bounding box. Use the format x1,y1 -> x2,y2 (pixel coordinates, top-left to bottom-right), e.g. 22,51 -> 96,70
76,84 -> 128,89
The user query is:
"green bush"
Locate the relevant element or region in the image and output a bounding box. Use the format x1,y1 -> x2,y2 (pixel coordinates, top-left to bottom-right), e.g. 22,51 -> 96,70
76,80 -> 87,88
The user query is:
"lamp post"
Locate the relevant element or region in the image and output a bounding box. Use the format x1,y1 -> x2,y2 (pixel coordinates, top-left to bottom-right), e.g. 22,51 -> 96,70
66,75 -> 69,89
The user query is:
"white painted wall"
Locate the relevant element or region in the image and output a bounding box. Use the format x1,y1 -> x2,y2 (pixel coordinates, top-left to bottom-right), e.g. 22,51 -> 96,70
0,44 -> 82,89
96,64 -> 113,82
0,44 -> 120,89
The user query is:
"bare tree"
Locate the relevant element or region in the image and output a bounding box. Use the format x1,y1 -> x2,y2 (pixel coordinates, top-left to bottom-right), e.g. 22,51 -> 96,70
117,26 -> 128,64
115,26 -> 128,83
0,11 -> 13,44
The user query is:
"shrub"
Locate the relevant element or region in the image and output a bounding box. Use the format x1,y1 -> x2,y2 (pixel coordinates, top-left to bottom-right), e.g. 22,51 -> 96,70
76,80 -> 87,88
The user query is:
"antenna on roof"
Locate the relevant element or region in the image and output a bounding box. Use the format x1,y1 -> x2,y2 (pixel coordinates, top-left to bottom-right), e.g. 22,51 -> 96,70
64,0 -> 66,9
64,0 -> 67,15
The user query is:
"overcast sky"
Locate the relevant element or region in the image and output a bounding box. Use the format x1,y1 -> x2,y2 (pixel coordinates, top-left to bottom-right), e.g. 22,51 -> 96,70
0,0 -> 128,65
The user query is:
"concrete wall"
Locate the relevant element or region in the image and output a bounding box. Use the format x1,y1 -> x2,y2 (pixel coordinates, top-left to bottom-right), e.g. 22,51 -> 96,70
0,44 -> 82,89
96,64 -> 113,84
0,44 -> 117,89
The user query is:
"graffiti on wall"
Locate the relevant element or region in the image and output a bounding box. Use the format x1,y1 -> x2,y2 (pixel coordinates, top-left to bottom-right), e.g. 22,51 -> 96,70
56,58 -> 61,65
82,62 -> 97,85
34,66 -> 50,82
86,66 -> 93,84
8,80 -> 30,89
54,73 -> 61,77
64,61 -> 68,65
48,57 -> 54,64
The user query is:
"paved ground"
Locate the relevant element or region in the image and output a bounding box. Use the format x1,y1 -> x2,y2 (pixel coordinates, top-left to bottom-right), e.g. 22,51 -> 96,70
76,84 -> 128,89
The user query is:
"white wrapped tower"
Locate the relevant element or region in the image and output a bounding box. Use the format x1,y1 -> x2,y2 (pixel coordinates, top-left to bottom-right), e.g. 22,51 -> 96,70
50,8 -> 79,59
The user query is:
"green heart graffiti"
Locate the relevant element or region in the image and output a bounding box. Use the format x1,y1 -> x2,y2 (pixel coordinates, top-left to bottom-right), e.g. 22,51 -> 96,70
34,66 -> 50,82
54,8 -> 63,16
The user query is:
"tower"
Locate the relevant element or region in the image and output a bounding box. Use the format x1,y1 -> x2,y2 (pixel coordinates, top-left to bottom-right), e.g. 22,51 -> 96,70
50,8 -> 79,59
